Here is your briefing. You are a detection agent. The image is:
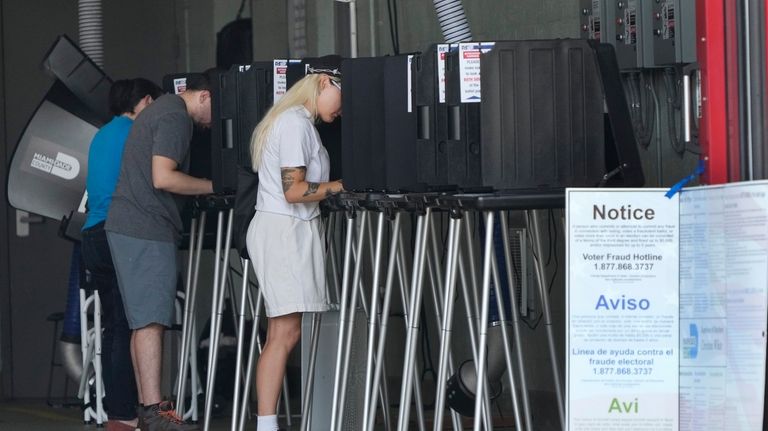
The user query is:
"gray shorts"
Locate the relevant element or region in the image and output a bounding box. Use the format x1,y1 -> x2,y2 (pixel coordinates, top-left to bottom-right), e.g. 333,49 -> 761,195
106,231 -> 177,330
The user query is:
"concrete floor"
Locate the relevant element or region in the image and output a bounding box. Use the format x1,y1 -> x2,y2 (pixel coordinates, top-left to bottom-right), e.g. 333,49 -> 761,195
0,400 -> 260,431
0,399 -> 520,430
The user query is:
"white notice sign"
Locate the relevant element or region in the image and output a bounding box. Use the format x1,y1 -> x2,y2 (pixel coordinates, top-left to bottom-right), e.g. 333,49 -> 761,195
407,55 -> 413,113
458,42 -> 494,103
437,44 -> 449,103
567,189 -> 680,431
173,78 -> 187,94
273,59 -> 288,103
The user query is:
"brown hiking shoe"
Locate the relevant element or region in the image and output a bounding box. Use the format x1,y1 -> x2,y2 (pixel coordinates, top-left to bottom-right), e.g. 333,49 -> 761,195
140,401 -> 198,431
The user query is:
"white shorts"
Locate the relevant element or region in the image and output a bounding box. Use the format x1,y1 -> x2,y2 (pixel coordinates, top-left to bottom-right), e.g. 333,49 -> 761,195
246,211 -> 329,317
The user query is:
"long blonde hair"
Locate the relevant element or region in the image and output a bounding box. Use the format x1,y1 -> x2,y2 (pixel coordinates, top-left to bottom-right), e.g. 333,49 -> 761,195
250,73 -> 327,170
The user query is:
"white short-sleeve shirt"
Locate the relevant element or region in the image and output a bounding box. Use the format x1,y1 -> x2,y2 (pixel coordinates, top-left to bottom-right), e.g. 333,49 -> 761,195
255,105 -> 330,220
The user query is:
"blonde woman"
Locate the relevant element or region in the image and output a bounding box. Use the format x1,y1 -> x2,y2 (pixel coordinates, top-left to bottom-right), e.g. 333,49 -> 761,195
246,61 -> 344,431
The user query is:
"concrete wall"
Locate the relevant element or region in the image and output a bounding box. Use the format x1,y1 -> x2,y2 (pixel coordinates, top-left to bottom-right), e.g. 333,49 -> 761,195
0,0 -> 227,399
0,0 -> 81,401
251,0 -> 289,60
331,0 -> 582,58
0,0 -> 9,400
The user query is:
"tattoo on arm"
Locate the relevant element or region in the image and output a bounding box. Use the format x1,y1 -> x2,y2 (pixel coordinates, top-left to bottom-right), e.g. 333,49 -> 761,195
280,167 -> 306,193
303,182 -> 320,197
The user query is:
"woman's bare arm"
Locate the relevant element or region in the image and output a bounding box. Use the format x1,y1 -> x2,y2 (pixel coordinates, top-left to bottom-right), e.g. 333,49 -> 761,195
281,166 -> 343,203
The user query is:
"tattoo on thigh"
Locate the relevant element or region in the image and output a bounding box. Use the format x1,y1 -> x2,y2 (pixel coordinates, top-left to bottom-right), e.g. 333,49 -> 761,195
304,182 -> 320,197
281,167 -> 306,193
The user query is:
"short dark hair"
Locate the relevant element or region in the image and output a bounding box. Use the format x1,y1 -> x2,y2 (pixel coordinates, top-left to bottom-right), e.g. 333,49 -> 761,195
185,68 -> 218,92
108,78 -> 163,116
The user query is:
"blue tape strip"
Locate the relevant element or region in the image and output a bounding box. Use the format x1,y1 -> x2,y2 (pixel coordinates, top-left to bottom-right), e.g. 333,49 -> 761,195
665,159 -> 706,198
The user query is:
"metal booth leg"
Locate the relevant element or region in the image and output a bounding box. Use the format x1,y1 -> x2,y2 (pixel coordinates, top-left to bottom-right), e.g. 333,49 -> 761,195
349,212 -> 392,431
364,212 -> 403,431
527,209 -> 564,430
432,212 -> 463,431
231,258 -> 251,431
203,209 -> 234,431
396,208 -> 432,431
177,212 -> 206,417
280,373 -> 292,426
326,212 -> 343,303
488,214 -> 524,431
361,211 -> 388,430
335,210 -> 378,431
329,210 -> 360,430
237,283 -> 264,431
457,213 -> 493,431
395,229 -> 427,431
202,211 -> 224,426
473,211 -> 496,431
93,290 -> 106,425
299,312 -> 322,431
424,211 -> 462,431
175,216 -> 197,414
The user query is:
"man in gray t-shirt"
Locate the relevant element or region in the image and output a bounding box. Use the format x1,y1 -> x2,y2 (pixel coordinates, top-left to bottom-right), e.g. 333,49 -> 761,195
105,73 -> 213,431
107,93 -> 193,243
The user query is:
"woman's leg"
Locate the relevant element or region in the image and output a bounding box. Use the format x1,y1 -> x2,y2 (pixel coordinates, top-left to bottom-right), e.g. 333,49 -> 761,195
256,313 -> 302,415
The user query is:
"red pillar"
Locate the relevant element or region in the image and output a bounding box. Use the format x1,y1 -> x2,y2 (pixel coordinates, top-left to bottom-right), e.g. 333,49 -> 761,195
697,0 -> 730,184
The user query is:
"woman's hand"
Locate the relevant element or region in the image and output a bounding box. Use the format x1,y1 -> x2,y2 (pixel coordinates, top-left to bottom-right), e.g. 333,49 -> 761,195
329,180 -> 344,195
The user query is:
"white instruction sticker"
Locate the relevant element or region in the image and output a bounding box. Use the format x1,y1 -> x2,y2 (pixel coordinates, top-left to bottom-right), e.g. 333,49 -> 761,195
173,78 -> 187,94
437,44 -> 449,103
407,55 -> 413,113
273,59 -> 289,103
459,42 -> 495,103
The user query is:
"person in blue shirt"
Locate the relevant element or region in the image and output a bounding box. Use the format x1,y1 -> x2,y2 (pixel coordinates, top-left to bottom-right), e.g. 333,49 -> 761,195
81,78 -> 163,431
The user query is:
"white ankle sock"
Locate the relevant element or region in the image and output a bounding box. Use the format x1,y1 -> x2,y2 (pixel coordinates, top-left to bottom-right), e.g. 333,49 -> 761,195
257,414 -> 279,431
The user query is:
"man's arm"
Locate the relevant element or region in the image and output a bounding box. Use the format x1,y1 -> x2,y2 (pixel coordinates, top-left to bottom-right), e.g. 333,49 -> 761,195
281,166 -> 343,203
152,155 -> 213,195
